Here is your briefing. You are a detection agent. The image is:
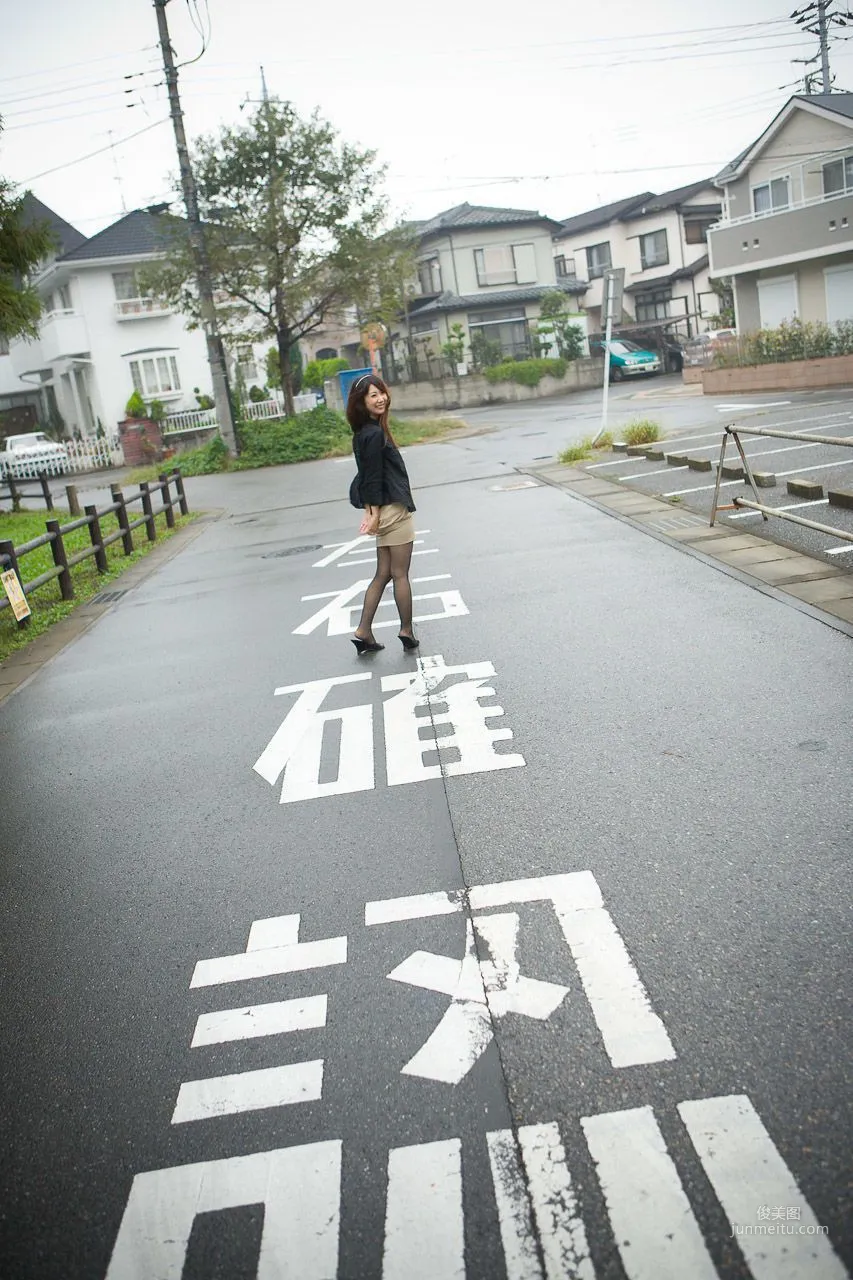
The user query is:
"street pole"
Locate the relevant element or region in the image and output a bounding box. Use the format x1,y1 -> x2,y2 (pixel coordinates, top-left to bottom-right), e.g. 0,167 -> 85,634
592,273 -> 615,446
153,0 -> 238,456
818,0 -> 831,92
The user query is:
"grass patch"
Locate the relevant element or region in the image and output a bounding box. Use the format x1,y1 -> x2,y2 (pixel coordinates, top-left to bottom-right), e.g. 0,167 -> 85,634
622,418 -> 661,446
127,409 -> 464,485
0,506 -> 196,663
558,431 -> 613,464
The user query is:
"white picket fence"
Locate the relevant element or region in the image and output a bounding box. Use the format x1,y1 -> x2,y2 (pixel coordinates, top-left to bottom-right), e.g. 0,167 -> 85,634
162,393 -> 318,436
66,435 -> 125,472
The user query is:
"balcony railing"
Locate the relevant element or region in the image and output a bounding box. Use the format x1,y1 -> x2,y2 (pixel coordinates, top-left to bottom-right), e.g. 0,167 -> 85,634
718,186 -> 852,228
114,297 -> 173,319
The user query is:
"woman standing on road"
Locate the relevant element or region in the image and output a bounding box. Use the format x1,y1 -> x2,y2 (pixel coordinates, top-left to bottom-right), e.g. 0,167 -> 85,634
347,374 -> 419,655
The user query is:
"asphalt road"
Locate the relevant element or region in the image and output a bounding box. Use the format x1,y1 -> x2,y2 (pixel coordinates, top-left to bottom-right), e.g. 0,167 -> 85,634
1,390 -> 852,1279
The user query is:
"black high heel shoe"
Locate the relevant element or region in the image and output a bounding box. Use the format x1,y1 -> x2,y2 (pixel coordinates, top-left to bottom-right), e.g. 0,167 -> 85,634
398,633 -> 420,651
351,636 -> 385,655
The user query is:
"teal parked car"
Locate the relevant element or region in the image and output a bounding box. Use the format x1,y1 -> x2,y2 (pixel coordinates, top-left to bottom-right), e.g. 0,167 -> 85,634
591,338 -> 661,381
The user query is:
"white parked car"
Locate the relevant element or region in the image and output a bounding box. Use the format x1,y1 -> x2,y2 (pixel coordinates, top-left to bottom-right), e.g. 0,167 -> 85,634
0,432 -> 70,480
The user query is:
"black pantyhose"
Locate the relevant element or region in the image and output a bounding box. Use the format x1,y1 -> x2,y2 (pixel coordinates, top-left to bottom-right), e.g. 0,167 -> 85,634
355,541 -> 415,640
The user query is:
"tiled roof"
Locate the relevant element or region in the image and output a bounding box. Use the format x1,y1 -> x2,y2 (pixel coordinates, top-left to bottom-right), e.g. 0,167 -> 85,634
620,181 -> 720,219
60,207 -> 187,262
408,280 -> 587,316
418,202 -> 562,237
21,194 -> 86,257
556,193 -> 654,239
623,255 -> 709,292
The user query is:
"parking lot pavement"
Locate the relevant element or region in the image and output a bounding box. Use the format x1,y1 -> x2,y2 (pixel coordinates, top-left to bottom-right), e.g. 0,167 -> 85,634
580,395 -> 853,566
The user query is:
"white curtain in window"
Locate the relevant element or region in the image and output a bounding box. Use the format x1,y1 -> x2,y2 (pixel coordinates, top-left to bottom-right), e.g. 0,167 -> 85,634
757,275 -> 798,329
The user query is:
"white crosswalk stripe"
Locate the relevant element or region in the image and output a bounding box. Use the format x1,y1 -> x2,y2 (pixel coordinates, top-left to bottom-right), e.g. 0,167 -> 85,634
106,1094 -> 850,1278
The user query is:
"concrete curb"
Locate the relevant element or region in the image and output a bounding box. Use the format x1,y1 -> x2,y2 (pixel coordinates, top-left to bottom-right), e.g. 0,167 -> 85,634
0,511 -> 223,708
525,463 -> 853,638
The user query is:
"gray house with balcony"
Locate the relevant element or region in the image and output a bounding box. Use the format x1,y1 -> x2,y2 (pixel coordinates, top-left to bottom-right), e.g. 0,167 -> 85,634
405,203 -> 586,369
708,94 -> 853,332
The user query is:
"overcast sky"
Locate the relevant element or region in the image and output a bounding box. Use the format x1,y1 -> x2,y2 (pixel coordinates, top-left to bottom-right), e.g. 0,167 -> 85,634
2,0 -> 852,240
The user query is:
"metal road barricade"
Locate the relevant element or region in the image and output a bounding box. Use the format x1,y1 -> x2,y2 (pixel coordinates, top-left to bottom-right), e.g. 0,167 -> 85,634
710,423 -> 853,544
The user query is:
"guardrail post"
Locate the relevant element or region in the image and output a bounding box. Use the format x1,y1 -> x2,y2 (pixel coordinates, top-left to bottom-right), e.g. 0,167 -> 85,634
8,475 -> 21,513
45,520 -> 74,600
158,473 -> 176,529
110,483 -> 134,555
85,504 -> 109,572
139,482 -> 157,541
173,468 -> 189,516
66,483 -> 81,517
39,470 -> 53,509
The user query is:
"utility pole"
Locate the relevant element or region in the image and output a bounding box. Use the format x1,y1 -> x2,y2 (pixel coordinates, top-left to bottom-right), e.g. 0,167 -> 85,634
153,0 -> 238,455
792,1 -> 853,94
818,0 -> 832,92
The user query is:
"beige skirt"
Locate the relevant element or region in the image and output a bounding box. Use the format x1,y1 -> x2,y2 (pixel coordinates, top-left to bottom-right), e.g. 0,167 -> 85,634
376,502 -> 416,547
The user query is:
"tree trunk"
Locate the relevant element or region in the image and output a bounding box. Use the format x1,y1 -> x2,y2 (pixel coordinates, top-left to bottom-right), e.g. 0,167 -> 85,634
277,326 -> 295,418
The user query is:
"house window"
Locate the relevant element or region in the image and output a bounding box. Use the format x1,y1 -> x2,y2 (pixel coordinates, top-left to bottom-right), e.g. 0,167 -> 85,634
586,242 -> 611,280
752,177 -> 790,214
684,219 -> 716,244
635,288 -> 672,322
417,257 -> 442,295
113,271 -> 149,301
129,353 -> 181,397
468,306 -> 529,358
823,155 -> 853,196
474,245 -> 516,287
639,229 -> 669,270
410,318 -> 438,336
236,344 -> 257,380
555,255 -> 576,278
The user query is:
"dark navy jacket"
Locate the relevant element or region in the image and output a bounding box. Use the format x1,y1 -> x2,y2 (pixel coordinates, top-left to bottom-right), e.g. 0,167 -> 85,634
350,422 -> 416,511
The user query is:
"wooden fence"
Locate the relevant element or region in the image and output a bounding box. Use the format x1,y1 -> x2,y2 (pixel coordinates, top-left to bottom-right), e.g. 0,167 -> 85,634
0,472 -> 54,511
0,469 -> 189,625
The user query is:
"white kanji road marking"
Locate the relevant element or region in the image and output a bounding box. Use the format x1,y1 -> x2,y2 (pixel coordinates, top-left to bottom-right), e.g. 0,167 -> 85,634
368,871 -> 675,1074
382,654 -> 525,785
253,672 -> 374,803
389,913 -> 568,1084
293,577 -> 467,637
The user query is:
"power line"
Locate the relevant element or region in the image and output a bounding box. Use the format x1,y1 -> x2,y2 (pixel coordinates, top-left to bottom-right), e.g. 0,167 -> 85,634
0,68 -> 158,108
17,118 -> 169,183
2,103 -> 144,131
0,48 -> 157,86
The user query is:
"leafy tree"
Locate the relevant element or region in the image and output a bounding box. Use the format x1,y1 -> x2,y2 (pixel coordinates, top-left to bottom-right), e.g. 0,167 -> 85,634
534,291 -> 585,361
0,121 -> 55,341
303,356 -> 349,392
265,343 -> 302,395
147,100 -> 411,416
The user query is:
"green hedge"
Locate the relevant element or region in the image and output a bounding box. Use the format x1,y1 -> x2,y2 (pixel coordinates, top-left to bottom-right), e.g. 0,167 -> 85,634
234,406 -> 351,467
483,357 -> 568,387
713,317 -> 853,368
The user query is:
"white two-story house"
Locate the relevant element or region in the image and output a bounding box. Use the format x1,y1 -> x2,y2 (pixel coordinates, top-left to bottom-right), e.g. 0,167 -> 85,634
0,196 -> 87,436
5,205 -> 224,437
404,203 -> 588,368
552,181 -> 724,337
708,93 -> 853,332
6,203 -> 279,438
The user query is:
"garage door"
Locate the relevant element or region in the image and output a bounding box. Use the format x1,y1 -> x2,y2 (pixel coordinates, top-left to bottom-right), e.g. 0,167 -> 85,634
825,264 -> 853,324
757,275 -> 798,328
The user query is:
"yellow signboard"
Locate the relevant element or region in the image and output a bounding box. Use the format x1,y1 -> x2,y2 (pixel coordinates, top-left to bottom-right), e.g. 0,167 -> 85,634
1,569 -> 31,622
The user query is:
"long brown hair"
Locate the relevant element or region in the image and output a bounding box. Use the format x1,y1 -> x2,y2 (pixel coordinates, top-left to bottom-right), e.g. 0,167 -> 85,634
346,373 -> 395,444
